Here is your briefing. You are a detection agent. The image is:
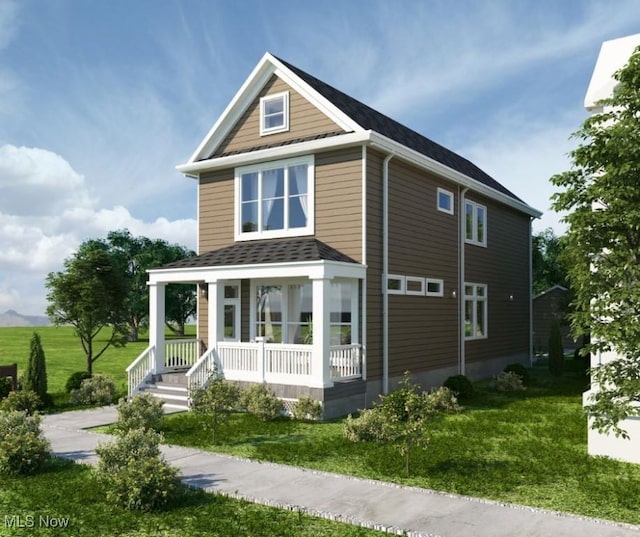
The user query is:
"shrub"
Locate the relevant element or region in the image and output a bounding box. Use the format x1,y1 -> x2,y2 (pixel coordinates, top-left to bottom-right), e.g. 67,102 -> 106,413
24,332 -> 48,402
292,396 -> 323,421
69,374 -> 116,406
191,372 -> 240,444
240,384 -> 282,421
495,371 -> 525,392
0,390 -> 41,415
344,407 -> 395,443
0,377 -> 12,401
548,320 -> 565,376
65,371 -> 92,393
115,394 -> 164,434
443,374 -> 474,400
96,428 -> 178,511
0,410 -> 50,476
504,363 -> 530,385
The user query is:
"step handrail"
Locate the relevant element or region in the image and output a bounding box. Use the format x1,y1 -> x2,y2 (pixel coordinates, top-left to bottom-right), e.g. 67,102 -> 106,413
185,347 -> 217,405
126,345 -> 155,399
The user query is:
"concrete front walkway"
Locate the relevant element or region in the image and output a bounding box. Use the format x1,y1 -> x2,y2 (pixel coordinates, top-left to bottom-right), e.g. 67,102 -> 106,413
42,407 -> 640,537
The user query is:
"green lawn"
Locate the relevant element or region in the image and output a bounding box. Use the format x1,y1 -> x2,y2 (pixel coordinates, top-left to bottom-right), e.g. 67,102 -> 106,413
0,459 -> 382,537
155,363 -> 640,525
0,325 -> 195,405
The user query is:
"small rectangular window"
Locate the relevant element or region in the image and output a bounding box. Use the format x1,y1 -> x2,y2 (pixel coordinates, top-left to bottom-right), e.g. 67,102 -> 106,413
405,277 -> 425,296
386,275 -> 405,295
465,200 -> 487,247
437,188 -> 454,215
425,278 -> 444,297
260,92 -> 289,135
464,283 -> 487,339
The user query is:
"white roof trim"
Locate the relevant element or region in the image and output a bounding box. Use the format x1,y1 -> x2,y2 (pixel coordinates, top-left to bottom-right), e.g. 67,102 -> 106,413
188,52 -> 363,163
533,284 -> 568,300
369,132 -> 542,218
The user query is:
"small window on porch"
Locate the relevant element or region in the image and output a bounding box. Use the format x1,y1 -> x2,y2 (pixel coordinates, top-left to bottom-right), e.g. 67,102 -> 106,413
256,285 -> 283,343
331,282 -> 352,345
287,283 -> 313,344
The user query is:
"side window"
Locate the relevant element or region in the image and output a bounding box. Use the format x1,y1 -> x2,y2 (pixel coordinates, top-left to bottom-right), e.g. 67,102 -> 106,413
465,200 -> 487,246
437,188 -> 454,215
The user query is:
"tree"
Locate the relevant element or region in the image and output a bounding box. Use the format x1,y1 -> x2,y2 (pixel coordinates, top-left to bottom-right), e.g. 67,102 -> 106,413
532,228 -> 568,295
550,45 -> 640,437
190,372 -> 239,444
46,244 -> 129,375
24,332 -> 47,402
99,230 -> 196,340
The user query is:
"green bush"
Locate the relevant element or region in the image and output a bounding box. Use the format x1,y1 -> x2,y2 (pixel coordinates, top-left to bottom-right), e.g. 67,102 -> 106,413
0,410 -> 50,476
24,332 -> 48,402
115,394 -> 164,434
495,371 -> 526,392
96,428 -> 178,511
240,384 -> 282,421
344,408 -> 395,443
504,363 -> 530,385
548,320 -> 565,376
292,396 -> 323,421
191,373 -> 240,444
65,371 -> 92,393
0,377 -> 12,401
443,374 -> 474,400
0,390 -> 41,415
69,374 -> 116,406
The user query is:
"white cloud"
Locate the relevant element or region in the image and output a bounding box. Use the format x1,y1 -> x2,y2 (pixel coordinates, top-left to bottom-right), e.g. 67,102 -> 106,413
0,145 -> 196,315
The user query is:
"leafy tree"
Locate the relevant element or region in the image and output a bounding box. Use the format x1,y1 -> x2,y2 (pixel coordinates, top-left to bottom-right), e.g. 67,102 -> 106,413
190,372 -> 239,444
548,320 -> 565,377
551,45 -> 640,437
98,230 -> 196,340
532,228 -> 568,295
24,332 -> 47,402
46,244 -> 129,375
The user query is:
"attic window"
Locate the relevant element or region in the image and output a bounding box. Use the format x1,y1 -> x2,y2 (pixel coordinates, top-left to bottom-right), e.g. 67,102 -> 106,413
260,92 -> 289,135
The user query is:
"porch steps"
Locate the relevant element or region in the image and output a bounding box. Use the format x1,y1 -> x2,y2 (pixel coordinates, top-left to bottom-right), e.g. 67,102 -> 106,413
139,371 -> 190,412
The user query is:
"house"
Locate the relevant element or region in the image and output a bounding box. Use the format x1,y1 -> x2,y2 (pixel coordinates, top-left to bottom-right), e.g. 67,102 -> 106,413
532,285 -> 581,354
126,53 -> 541,417
582,33 -> 640,464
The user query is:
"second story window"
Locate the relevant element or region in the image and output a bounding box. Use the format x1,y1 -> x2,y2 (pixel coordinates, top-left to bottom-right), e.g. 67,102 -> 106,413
465,200 -> 487,247
235,156 -> 314,241
260,91 -> 289,135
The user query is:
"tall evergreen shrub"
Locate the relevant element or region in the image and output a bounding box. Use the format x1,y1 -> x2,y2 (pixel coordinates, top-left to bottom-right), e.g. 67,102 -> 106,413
548,320 -> 565,376
24,332 -> 47,401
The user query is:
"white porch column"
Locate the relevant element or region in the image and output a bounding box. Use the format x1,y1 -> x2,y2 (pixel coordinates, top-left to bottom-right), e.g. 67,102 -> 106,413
311,277 -> 333,388
149,282 -> 166,374
207,281 -> 223,351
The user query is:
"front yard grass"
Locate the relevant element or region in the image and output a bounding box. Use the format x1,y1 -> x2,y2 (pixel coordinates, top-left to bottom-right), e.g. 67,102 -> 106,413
155,362 -> 640,525
0,459 -> 382,537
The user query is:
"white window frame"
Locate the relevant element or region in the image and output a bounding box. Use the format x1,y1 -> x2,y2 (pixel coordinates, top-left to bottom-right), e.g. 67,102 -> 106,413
234,155 -> 314,241
464,283 -> 488,340
405,276 -> 425,296
223,281 -> 241,341
425,278 -> 444,297
465,200 -> 487,247
386,274 -> 405,295
260,91 -> 289,135
437,188 -> 454,215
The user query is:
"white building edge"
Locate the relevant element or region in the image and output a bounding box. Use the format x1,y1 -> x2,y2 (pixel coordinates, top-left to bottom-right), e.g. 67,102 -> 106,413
582,33 -> 640,464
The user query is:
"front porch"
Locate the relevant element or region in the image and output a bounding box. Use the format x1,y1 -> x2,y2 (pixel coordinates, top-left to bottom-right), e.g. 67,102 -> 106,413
126,238 -> 366,407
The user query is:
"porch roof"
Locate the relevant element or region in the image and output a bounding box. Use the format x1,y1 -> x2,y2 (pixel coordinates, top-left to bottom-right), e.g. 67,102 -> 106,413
157,238 -> 358,270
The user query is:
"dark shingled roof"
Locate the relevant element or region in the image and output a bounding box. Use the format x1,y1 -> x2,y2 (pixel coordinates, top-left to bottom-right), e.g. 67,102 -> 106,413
275,56 -> 522,203
158,238 -> 358,270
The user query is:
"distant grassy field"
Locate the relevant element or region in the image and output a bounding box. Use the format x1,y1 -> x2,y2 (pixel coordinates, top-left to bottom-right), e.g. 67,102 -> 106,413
0,325 -> 195,403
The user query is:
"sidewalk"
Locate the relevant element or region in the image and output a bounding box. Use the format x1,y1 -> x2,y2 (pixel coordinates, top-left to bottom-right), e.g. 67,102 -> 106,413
42,408 -> 640,537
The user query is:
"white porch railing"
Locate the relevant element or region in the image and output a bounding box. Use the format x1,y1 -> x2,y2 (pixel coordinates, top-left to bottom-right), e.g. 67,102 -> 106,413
185,346 -> 217,398
330,344 -> 362,380
126,345 -> 155,399
165,338 -> 202,370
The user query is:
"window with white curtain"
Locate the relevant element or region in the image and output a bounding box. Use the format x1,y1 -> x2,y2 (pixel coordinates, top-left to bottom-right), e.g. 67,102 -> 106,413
236,156 -> 314,240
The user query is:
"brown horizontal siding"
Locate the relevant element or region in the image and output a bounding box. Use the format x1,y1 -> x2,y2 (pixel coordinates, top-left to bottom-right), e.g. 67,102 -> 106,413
199,169 -> 235,254
215,75 -> 343,156
464,196 -> 530,363
198,295 -> 208,348
366,150 -> 384,380
241,279 -> 250,342
315,147 -> 362,262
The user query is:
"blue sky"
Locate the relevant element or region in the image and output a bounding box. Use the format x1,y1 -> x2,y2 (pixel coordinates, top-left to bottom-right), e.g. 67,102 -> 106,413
1,0 -> 639,315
